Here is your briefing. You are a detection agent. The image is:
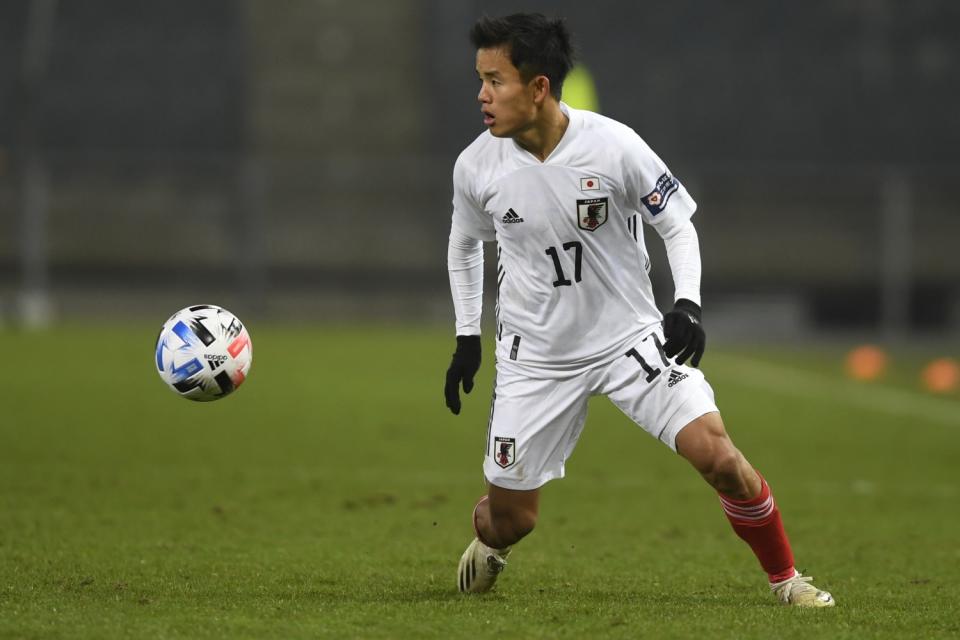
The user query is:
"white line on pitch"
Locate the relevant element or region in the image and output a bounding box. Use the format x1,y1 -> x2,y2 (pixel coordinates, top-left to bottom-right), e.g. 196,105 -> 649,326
706,354 -> 960,427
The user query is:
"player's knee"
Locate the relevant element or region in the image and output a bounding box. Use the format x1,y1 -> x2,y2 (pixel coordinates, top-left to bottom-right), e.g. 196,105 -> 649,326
709,449 -> 740,485
705,448 -> 752,497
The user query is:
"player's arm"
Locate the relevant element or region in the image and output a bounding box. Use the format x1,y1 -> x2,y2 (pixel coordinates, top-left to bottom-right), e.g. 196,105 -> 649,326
444,155 -> 494,415
655,216 -> 705,367
445,227 -> 484,415
623,133 -> 706,366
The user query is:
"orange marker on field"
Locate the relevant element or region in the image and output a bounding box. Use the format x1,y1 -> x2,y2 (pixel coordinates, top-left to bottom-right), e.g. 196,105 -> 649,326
845,345 -> 888,381
921,358 -> 959,394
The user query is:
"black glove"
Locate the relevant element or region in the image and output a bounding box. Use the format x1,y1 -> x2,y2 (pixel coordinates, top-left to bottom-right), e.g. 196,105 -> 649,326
444,335 -> 481,415
662,298 -> 705,367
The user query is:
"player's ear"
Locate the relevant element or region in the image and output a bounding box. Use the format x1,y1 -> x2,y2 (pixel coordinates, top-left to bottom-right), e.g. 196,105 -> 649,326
531,75 -> 551,105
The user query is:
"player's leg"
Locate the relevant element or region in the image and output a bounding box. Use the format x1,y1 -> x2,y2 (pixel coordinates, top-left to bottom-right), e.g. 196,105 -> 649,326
674,412 -> 759,499
603,327 -> 834,607
458,366 -> 592,593
458,485 -> 538,593
675,413 -> 794,581
474,483 -> 540,549
675,414 -> 834,607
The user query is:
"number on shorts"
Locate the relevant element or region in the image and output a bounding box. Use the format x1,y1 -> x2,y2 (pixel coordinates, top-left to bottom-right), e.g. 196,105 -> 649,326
625,347 -> 661,383
644,332 -> 671,367
626,333 -> 671,383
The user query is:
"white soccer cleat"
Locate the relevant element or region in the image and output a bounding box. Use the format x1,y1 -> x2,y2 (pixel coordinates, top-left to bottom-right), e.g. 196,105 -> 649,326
770,571 -> 835,607
457,538 -> 510,593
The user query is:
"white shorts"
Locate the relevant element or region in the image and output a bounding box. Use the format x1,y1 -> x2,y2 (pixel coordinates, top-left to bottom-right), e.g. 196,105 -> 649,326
483,326 -> 719,490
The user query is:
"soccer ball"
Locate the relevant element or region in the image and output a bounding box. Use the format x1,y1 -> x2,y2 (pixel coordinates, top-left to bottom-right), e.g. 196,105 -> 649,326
155,304 -> 253,401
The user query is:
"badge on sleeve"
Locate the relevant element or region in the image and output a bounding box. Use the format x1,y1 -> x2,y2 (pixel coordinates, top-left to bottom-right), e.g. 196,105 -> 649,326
576,197 -> 608,231
642,172 -> 680,216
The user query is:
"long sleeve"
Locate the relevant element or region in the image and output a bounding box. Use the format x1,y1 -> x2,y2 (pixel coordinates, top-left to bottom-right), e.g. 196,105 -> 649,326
447,226 -> 485,336
655,216 -> 702,306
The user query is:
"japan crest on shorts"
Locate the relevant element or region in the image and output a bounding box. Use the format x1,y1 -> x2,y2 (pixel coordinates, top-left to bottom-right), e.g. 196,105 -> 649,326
494,436 -> 515,468
576,197 -> 608,232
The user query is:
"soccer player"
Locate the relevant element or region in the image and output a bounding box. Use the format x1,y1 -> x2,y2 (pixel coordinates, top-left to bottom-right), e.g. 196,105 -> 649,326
443,13 -> 835,607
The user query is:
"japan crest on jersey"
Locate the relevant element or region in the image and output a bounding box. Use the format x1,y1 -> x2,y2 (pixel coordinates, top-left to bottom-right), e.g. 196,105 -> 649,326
576,197 -> 608,232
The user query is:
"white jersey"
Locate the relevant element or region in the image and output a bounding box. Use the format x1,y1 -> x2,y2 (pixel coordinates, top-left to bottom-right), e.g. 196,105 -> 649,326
451,104 -> 698,375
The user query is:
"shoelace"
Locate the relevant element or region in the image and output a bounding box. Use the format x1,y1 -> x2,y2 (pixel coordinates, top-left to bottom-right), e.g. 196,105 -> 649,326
771,574 -> 816,600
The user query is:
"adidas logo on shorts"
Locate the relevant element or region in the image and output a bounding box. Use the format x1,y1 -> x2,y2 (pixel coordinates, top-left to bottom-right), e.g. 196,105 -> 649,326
502,208 -> 524,223
668,370 -> 688,387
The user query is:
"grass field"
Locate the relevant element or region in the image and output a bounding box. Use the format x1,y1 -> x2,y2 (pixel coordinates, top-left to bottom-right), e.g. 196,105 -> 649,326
1,325 -> 958,639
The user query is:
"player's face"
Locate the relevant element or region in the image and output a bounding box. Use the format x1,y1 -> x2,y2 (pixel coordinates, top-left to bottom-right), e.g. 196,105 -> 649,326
475,47 -> 538,138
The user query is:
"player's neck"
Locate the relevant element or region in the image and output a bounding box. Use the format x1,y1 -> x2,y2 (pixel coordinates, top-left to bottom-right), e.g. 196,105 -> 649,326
514,101 -> 569,162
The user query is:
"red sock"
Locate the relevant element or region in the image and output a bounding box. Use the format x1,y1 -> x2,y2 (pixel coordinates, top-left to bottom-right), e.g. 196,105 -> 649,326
719,472 -> 796,583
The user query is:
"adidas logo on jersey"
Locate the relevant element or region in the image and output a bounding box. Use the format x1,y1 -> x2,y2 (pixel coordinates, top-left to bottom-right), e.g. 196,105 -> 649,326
502,208 -> 524,223
667,370 -> 688,387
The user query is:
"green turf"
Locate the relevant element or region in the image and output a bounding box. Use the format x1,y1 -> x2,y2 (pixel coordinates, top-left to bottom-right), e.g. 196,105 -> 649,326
1,325 -> 958,639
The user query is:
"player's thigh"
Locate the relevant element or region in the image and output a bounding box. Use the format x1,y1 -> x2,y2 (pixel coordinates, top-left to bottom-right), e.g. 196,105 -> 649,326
484,367 -> 591,491
602,327 -> 719,452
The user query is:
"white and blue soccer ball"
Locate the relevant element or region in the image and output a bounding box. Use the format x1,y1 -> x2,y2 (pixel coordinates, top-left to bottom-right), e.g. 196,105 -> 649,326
155,304 -> 253,401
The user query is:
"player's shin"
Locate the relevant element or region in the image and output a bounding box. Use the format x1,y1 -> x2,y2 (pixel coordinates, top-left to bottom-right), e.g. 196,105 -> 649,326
718,472 -> 796,583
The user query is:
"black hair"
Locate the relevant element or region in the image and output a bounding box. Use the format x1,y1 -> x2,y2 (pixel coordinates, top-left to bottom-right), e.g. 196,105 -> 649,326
470,13 -> 575,100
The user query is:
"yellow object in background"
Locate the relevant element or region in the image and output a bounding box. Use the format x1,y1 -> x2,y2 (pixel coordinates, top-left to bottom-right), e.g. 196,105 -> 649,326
845,345 -> 888,381
563,64 -> 600,112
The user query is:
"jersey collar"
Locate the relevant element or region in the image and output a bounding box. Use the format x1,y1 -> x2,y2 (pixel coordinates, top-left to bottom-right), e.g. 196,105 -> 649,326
511,102 -> 581,165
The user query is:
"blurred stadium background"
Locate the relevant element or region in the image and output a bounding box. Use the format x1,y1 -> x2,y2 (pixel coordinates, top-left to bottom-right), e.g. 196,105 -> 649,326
3,4 -> 960,636
1,0 -> 958,342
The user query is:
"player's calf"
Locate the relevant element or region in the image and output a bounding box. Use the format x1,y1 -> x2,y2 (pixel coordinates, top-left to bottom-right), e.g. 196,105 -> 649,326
474,488 -> 539,549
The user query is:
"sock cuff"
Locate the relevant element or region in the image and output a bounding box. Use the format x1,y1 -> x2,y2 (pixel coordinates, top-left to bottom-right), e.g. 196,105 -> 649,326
719,470 -> 769,506
768,568 -> 799,586
718,472 -> 775,524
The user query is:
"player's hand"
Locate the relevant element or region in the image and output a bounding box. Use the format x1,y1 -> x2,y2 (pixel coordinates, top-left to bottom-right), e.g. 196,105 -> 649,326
444,335 -> 481,415
662,298 -> 705,367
